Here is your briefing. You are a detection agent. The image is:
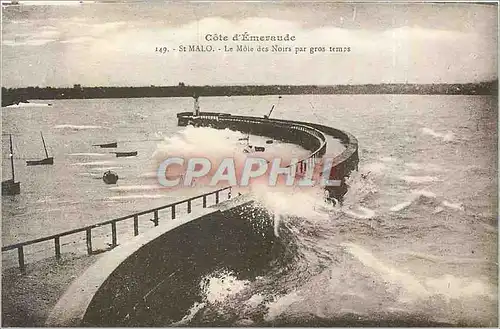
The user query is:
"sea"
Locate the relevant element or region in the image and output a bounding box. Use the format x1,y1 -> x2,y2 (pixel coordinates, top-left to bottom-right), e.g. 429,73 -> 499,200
1,94 -> 498,326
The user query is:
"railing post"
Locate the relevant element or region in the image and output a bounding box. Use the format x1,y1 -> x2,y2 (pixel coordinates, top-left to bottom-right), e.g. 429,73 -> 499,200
18,246 -> 25,274
86,228 -> 92,255
187,200 -> 192,214
134,215 -> 139,236
153,210 -> 159,226
171,205 -> 176,219
215,190 -> 219,204
54,237 -> 61,260
111,221 -> 117,247
202,195 -> 207,208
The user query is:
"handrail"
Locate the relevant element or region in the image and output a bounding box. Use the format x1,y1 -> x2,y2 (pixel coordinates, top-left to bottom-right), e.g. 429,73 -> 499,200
2,186 -> 232,273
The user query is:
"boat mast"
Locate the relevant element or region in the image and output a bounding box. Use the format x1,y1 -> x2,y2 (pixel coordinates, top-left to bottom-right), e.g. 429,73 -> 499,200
264,105 -> 275,119
40,132 -> 49,158
9,134 -> 15,181
268,105 -> 275,118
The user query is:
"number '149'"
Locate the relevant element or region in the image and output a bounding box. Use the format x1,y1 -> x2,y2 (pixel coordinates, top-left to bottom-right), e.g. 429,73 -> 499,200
155,47 -> 168,53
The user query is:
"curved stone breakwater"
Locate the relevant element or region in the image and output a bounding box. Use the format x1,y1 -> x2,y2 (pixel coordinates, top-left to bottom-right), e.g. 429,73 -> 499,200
177,112 -> 359,200
46,113 -> 360,326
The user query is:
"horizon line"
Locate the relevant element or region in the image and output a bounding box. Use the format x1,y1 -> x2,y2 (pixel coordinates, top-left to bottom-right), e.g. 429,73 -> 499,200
2,80 -> 498,89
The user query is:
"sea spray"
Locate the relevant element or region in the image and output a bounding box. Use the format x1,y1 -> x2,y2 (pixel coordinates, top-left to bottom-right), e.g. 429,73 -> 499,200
421,127 -> 455,142
152,126 -> 309,190
54,124 -> 108,130
273,212 -> 281,237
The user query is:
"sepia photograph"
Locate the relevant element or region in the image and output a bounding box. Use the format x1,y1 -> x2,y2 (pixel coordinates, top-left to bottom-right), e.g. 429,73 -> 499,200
1,0 -> 498,327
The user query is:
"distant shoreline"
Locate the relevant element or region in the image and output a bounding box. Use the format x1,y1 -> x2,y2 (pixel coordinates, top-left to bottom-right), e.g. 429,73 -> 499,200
2,81 -> 497,107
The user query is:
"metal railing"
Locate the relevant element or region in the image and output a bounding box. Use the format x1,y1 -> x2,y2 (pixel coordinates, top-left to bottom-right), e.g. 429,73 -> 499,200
2,186 -> 232,273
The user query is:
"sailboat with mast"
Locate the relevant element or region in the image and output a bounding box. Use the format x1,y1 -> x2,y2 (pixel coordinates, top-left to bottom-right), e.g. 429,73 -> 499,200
2,134 -> 21,195
26,132 -> 54,166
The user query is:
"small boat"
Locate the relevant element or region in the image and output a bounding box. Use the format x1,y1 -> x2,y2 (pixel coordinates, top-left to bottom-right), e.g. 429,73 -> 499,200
93,142 -> 117,148
103,170 -> 119,184
112,151 -> 138,157
26,132 -> 54,166
26,157 -> 54,166
2,134 -> 21,195
266,139 -> 274,144
254,146 -> 265,152
2,1 -> 19,7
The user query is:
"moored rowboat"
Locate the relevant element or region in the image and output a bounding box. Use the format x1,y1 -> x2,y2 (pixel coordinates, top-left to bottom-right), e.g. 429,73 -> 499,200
93,142 -> 117,148
26,157 -> 54,166
113,151 -> 138,157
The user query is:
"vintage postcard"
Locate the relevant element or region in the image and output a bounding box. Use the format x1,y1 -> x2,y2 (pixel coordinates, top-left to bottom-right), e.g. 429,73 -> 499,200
1,0 -> 498,327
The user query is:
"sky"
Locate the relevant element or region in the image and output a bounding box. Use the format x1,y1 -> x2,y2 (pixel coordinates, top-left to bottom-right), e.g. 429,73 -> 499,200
1,1 -> 498,87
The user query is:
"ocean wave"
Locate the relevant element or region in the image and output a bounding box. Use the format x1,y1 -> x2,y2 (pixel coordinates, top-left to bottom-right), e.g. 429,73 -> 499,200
361,162 -> 386,175
343,206 -> 376,219
387,190 -> 470,216
250,185 -> 336,222
54,124 -> 108,130
106,194 -> 169,200
173,270 -> 251,326
108,185 -> 163,191
379,156 -> 398,163
134,112 -> 148,119
399,175 -> 442,184
76,173 -> 102,178
171,302 -> 206,326
153,126 -> 307,170
399,251 -> 494,265
389,190 -> 438,212
139,172 -> 158,178
72,161 -> 117,166
342,243 -> 495,302
442,200 -> 465,211
264,292 -> 301,322
421,127 -> 454,142
432,206 -> 445,214
390,201 -> 413,212
88,166 -> 123,171
5,102 -> 51,108
201,270 -> 249,304
68,153 -> 108,157
404,162 -> 445,172
412,190 -> 437,198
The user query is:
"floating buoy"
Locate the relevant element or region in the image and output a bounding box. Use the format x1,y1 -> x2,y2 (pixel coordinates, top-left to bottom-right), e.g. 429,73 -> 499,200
103,170 -> 118,184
